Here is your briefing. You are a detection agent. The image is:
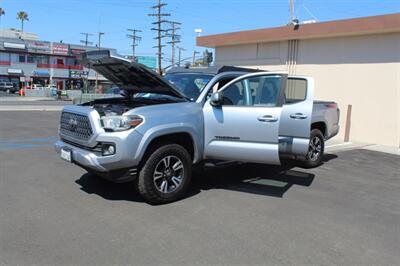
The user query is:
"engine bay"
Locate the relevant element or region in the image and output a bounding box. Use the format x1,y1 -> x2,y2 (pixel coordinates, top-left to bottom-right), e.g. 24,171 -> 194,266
83,96 -> 176,117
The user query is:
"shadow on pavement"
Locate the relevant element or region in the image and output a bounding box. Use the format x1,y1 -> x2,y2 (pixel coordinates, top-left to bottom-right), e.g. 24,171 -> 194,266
75,174 -> 144,202
75,154 -> 338,202
195,164 -> 314,198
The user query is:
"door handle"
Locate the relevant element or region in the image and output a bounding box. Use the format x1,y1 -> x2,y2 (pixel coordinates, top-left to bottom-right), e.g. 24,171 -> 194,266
257,115 -> 278,122
290,113 -> 308,120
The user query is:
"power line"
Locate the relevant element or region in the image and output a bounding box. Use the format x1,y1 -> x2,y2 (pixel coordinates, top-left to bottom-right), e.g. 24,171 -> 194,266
148,0 -> 171,74
80,32 -> 93,46
127,29 -> 142,59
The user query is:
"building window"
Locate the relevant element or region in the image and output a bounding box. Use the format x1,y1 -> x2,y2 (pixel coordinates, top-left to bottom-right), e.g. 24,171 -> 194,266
57,58 -> 64,65
37,55 -> 49,64
0,52 -> 10,61
10,54 -> 19,62
65,57 -> 78,66
27,55 -> 35,63
19,54 -> 26,63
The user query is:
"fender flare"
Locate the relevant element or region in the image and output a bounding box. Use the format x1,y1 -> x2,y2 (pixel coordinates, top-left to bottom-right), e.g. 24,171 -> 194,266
134,123 -> 203,164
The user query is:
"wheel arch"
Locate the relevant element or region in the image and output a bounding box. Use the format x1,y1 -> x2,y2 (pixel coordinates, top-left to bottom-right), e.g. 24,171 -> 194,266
311,121 -> 327,138
135,125 -> 202,165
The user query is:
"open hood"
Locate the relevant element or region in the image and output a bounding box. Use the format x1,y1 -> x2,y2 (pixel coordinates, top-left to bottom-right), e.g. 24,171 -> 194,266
79,50 -> 187,99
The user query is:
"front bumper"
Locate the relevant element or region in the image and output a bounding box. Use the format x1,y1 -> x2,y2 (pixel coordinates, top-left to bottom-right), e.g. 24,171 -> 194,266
55,140 -> 108,171
54,130 -> 143,182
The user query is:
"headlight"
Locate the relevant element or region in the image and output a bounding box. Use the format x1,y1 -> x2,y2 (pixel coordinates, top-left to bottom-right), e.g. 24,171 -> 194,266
101,115 -> 143,132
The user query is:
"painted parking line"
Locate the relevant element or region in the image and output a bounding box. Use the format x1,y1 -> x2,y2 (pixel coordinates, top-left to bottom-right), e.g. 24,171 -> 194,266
0,136 -> 57,150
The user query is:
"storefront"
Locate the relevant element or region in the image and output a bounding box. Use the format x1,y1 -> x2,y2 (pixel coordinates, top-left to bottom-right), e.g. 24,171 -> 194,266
32,71 -> 50,86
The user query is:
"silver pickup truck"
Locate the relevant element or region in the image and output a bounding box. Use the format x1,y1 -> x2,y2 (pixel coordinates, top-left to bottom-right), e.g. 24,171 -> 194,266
55,50 -> 339,204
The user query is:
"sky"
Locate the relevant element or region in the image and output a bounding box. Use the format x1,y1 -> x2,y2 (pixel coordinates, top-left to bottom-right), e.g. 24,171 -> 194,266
0,0 -> 399,64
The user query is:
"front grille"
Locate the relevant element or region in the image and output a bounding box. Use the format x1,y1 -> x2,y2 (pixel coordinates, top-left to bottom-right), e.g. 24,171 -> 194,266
61,138 -> 102,153
60,112 -> 93,141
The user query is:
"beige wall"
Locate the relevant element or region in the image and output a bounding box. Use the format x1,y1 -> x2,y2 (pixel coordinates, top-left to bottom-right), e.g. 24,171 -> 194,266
214,33 -> 400,147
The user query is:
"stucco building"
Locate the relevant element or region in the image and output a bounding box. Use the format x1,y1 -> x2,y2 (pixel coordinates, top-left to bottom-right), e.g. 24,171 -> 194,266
0,29 -> 116,91
197,13 -> 400,148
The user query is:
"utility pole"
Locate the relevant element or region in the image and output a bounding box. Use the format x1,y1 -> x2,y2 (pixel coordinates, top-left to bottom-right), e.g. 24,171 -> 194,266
95,32 -> 104,94
80,32 -> 93,46
127,29 -> 142,60
148,0 -> 170,74
166,21 -> 181,66
97,32 -> 105,48
192,51 -> 199,67
177,46 -> 186,67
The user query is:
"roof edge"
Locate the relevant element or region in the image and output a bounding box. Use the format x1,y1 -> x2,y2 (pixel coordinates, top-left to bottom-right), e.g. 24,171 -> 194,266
197,13 -> 400,48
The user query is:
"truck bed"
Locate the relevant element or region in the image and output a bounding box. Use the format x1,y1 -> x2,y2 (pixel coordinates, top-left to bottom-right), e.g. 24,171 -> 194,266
312,100 -> 340,139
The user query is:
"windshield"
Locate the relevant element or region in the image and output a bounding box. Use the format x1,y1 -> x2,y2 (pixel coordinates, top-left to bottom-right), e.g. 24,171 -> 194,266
134,92 -> 185,102
164,73 -> 213,100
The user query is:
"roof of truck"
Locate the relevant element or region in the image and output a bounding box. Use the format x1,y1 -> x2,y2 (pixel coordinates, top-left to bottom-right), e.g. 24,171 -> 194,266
166,65 -> 262,75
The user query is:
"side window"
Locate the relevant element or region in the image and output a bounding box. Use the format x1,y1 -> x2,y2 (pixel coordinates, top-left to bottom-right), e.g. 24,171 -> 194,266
221,75 -> 282,107
221,80 -> 245,106
285,78 -> 307,104
206,77 -> 236,100
251,76 -> 281,106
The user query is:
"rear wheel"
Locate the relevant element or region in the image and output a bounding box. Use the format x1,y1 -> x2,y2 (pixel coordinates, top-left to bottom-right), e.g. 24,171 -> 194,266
302,129 -> 325,168
137,144 -> 192,204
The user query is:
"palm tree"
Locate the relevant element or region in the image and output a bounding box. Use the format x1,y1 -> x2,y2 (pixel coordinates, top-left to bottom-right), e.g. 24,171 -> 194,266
0,8 -> 5,28
16,11 -> 28,32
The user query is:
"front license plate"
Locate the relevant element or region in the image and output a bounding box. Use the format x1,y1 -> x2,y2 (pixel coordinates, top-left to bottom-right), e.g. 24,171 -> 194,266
61,148 -> 72,163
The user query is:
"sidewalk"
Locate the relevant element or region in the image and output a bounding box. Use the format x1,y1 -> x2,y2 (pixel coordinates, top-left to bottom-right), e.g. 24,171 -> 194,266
0,105 -> 63,111
362,144 -> 400,156
0,96 -> 57,102
325,138 -> 399,156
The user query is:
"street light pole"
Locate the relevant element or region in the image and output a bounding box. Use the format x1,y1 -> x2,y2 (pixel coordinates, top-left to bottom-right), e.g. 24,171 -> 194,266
192,51 -> 199,67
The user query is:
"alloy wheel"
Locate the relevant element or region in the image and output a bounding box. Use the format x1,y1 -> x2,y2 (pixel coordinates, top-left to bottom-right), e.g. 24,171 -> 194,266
153,155 -> 184,194
308,136 -> 322,161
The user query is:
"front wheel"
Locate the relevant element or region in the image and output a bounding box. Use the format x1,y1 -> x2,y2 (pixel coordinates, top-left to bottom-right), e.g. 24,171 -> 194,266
137,144 -> 192,204
302,129 -> 325,168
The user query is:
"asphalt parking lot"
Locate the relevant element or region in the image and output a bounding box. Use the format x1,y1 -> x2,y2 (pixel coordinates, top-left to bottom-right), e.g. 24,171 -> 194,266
0,104 -> 399,265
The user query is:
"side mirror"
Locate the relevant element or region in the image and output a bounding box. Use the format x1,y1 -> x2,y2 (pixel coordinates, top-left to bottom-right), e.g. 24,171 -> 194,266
210,92 -> 223,106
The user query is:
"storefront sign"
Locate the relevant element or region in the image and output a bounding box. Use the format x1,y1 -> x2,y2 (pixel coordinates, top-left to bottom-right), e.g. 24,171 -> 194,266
52,43 -> 69,55
70,70 -> 88,78
8,68 -> 23,74
70,48 -> 85,55
33,71 -> 50,76
136,56 -> 157,70
27,41 -> 50,51
4,42 -> 26,49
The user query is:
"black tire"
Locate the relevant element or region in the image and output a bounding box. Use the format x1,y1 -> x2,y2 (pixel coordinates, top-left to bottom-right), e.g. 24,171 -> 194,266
137,143 -> 192,204
302,129 -> 325,168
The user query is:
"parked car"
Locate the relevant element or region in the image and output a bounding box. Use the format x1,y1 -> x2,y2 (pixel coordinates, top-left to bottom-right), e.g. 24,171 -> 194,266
55,50 -> 339,204
0,82 -> 17,94
105,87 -> 123,95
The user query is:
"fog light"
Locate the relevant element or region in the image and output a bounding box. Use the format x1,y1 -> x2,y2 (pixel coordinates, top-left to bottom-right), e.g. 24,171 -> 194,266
102,143 -> 116,156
